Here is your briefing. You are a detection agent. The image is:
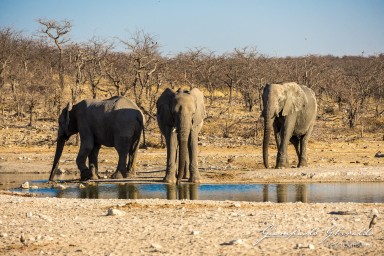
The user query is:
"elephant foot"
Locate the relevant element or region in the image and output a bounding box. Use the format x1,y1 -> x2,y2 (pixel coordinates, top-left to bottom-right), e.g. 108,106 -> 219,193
276,159 -> 289,169
111,170 -> 127,179
163,173 -> 177,184
80,169 -> 93,181
298,159 -> 308,168
89,164 -> 99,180
188,172 -> 201,183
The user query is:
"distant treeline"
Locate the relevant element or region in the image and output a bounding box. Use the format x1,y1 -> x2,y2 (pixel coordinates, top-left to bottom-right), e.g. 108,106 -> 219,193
0,23 -> 383,129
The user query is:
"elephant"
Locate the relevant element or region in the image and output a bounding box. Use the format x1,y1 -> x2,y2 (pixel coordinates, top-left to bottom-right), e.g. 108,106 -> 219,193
262,82 -> 317,169
49,96 -> 144,181
156,88 -> 206,184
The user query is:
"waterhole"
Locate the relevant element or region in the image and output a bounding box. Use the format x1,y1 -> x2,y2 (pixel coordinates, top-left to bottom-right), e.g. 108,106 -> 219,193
1,173 -> 383,203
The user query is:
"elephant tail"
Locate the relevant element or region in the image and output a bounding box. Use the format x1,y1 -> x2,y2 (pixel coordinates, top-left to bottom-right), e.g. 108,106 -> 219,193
138,116 -> 147,149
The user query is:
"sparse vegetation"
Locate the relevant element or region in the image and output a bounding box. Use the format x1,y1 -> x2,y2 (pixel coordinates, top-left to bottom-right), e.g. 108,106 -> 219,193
0,24 -> 383,147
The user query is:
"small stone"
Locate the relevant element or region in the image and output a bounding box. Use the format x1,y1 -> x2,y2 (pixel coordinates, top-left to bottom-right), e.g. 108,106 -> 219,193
191,230 -> 200,235
227,239 -> 243,245
79,184 -> 86,189
0,233 -> 8,238
26,212 -> 33,218
232,203 -> 241,208
294,244 -> 303,249
20,233 -> 26,244
57,168 -> 66,174
56,184 -> 66,190
30,186 -> 38,190
107,208 -> 126,216
309,244 -> 315,249
150,243 -> 162,250
21,181 -> 29,189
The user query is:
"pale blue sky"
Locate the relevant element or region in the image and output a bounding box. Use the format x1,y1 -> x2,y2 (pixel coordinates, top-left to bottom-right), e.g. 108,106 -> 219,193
1,0 -> 383,56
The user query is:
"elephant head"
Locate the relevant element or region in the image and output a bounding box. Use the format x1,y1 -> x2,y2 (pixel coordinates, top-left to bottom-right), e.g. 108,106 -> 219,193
49,102 -> 78,181
262,83 -> 308,168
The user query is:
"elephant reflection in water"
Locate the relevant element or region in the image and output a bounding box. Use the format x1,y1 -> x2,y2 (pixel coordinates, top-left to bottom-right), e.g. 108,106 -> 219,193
166,184 -> 199,200
117,184 -> 138,199
80,184 -> 99,199
263,184 -> 307,203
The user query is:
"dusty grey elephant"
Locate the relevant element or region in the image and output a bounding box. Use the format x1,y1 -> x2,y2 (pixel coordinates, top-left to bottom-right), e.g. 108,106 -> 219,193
49,96 -> 144,181
262,82 -> 317,168
156,88 -> 206,184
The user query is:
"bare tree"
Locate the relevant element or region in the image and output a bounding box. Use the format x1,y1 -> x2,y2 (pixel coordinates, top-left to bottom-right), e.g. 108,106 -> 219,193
84,37 -> 112,99
121,30 -> 162,126
37,19 -> 72,114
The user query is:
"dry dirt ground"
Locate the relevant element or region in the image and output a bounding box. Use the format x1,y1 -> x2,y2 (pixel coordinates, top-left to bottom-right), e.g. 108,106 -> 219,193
0,137 -> 383,255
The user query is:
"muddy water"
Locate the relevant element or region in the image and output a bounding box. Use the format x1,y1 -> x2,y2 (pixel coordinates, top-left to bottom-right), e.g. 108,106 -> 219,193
2,173 -> 384,203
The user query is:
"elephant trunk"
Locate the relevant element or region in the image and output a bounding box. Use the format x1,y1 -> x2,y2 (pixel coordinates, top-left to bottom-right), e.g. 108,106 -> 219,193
263,110 -> 272,169
177,115 -> 191,183
178,138 -> 188,182
49,137 -> 66,181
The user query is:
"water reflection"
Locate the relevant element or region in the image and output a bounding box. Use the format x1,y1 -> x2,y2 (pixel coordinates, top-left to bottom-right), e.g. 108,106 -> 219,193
44,183 -> 310,202
7,180 -> 384,203
166,184 -> 199,200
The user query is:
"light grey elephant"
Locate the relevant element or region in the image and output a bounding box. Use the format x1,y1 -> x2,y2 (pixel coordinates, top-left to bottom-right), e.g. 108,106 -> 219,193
262,82 -> 317,168
49,96 -> 144,181
156,88 -> 206,184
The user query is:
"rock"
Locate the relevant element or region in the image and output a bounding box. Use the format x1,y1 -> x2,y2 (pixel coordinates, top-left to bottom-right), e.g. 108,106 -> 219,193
191,230 -> 200,235
107,208 -> 126,216
30,185 -> 38,190
20,233 -> 26,244
150,243 -> 163,250
374,152 -> 384,158
294,243 -> 303,249
56,184 -> 66,190
232,203 -> 241,208
26,212 -> 33,218
0,233 -> 8,238
57,168 -> 66,174
20,181 -> 29,189
227,239 -> 243,245
79,184 -> 86,189
309,244 -> 315,249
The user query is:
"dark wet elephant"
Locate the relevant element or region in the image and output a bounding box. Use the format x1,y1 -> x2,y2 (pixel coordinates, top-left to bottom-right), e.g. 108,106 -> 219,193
49,96 -> 144,181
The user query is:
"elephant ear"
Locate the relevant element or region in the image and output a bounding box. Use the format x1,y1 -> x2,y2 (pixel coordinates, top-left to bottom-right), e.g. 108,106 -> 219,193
190,88 -> 206,126
64,102 -> 73,136
282,83 -> 308,116
156,88 -> 176,126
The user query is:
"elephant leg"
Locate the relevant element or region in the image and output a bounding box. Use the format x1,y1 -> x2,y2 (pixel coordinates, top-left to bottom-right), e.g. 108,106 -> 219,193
188,128 -> 201,183
88,143 -> 101,180
76,138 -> 94,181
127,135 -> 140,177
298,125 -> 314,167
290,137 -> 300,167
111,136 -> 130,179
276,120 -> 294,169
274,120 -> 288,167
163,127 -> 178,183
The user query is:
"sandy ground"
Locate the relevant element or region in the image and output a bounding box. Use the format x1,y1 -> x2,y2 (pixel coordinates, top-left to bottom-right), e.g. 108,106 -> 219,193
0,194 -> 383,255
0,139 -> 384,255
